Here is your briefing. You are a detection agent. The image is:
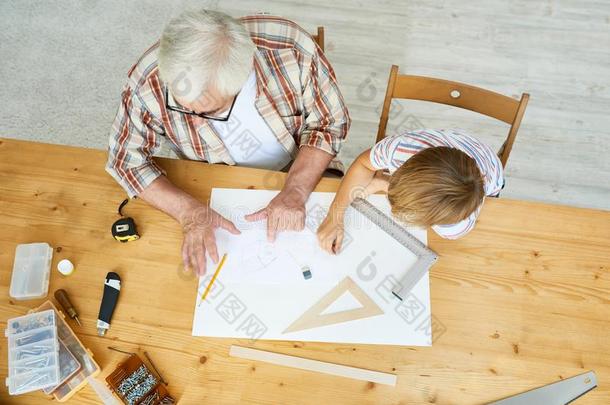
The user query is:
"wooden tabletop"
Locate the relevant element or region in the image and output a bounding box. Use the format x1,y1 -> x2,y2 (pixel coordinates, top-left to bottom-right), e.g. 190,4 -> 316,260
0,138 -> 608,404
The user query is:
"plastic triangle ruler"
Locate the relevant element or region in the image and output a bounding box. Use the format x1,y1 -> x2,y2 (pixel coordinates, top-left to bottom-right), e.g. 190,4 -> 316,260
283,277 -> 383,333
350,198 -> 438,300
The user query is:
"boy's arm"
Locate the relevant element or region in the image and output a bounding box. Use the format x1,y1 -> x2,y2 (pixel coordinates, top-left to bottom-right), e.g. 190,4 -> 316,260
327,149 -> 379,222
318,149 -> 385,254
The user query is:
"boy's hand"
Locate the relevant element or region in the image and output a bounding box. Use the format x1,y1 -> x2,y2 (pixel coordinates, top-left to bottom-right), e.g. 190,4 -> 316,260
317,213 -> 345,254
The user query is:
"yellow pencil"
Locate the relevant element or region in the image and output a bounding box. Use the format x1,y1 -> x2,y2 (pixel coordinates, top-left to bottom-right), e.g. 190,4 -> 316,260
198,253 -> 227,307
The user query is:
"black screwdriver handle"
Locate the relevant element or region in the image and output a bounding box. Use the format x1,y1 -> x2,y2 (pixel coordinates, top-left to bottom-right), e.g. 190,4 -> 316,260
97,272 -> 121,335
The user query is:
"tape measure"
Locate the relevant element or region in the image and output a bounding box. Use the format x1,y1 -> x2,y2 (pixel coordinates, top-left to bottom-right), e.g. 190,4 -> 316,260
111,199 -> 139,243
350,198 -> 438,300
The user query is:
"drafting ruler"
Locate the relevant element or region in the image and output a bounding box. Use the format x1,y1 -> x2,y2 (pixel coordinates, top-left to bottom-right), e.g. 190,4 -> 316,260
351,198 -> 438,301
487,371 -> 597,404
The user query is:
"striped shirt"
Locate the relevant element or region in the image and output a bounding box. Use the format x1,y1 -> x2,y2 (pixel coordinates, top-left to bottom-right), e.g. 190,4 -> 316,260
106,15 -> 350,197
370,129 -> 504,239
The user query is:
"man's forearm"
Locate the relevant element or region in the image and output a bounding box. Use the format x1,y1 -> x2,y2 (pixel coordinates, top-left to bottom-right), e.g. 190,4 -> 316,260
282,146 -> 334,202
138,175 -> 202,225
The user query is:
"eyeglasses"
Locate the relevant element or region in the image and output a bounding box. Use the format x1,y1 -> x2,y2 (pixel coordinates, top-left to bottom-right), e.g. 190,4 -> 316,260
164,87 -> 238,122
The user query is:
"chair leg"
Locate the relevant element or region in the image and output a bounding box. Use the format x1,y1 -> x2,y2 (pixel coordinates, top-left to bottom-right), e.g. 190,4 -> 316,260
498,93 -> 530,168
375,65 -> 399,144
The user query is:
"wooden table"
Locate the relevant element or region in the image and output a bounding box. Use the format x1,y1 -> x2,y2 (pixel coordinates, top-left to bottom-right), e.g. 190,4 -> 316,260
0,138 -> 609,404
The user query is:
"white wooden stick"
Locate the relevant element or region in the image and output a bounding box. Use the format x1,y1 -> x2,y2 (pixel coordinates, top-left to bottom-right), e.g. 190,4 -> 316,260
229,345 -> 397,387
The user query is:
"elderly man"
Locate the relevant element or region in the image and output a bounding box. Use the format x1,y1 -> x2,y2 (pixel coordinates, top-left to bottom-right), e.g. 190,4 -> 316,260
106,10 -> 350,275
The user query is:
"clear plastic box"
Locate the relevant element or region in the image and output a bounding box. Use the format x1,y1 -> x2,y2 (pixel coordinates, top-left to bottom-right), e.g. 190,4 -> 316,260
5,310 -> 60,395
34,301 -> 101,401
41,339 -> 81,395
9,243 -> 53,300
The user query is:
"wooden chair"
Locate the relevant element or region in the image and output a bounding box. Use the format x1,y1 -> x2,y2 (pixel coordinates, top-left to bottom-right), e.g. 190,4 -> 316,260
311,27 -> 325,52
312,26 -> 344,178
375,65 -> 529,168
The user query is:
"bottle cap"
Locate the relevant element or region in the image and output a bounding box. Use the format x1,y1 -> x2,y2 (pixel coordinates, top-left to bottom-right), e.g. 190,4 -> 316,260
57,259 -> 74,276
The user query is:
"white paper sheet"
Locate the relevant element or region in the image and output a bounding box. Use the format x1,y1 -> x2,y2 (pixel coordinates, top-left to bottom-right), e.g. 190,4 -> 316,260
192,188 -> 433,346
210,228 -> 341,285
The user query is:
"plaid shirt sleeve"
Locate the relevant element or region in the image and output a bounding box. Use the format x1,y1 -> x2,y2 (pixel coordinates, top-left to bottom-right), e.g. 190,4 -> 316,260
105,84 -> 165,197
299,44 -> 351,156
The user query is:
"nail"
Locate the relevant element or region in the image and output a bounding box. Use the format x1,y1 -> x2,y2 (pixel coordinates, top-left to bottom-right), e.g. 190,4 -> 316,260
107,346 -> 135,356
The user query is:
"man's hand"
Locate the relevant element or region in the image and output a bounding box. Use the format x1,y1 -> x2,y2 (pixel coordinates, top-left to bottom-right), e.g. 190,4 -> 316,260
138,176 -> 243,277
245,188 -> 306,242
243,146 -> 333,242
317,211 -> 345,254
180,204 -> 240,276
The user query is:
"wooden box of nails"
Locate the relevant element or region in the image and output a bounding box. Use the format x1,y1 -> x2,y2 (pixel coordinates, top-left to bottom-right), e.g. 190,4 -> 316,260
106,353 -> 175,404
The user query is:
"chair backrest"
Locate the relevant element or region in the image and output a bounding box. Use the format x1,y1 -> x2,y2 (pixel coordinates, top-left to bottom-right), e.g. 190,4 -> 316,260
376,65 -> 529,168
311,26 -> 325,52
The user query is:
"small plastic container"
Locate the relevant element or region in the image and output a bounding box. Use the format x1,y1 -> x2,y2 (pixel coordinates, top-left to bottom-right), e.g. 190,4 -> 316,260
5,310 -> 60,395
9,243 -> 53,300
42,339 -> 81,395
34,301 -> 101,402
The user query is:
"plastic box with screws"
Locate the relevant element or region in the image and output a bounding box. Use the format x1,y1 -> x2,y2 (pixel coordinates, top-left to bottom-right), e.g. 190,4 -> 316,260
5,310 -> 60,395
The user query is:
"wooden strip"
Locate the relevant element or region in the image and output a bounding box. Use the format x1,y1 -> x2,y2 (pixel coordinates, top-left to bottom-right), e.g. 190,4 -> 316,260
229,346 -> 397,386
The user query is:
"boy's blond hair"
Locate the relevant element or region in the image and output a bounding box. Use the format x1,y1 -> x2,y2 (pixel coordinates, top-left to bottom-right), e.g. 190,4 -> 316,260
387,146 -> 485,226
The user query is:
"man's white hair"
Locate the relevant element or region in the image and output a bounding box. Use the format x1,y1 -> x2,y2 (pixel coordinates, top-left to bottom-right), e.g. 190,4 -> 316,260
158,9 -> 256,102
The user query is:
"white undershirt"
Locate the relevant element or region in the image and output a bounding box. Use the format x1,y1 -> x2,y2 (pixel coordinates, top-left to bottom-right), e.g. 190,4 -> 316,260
210,71 -> 292,171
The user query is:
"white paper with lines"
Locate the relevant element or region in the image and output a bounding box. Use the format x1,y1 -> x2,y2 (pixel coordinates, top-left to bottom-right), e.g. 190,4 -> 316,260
192,188 -> 433,346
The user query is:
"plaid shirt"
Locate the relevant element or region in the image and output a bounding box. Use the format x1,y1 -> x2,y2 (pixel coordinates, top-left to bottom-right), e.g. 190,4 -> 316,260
106,15 -> 351,197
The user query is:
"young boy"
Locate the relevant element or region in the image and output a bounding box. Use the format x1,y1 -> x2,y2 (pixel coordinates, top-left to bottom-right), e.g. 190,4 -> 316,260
317,128 -> 504,253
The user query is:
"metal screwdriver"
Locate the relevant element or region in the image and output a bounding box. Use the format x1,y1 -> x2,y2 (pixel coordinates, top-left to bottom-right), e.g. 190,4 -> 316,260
54,289 -> 82,326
